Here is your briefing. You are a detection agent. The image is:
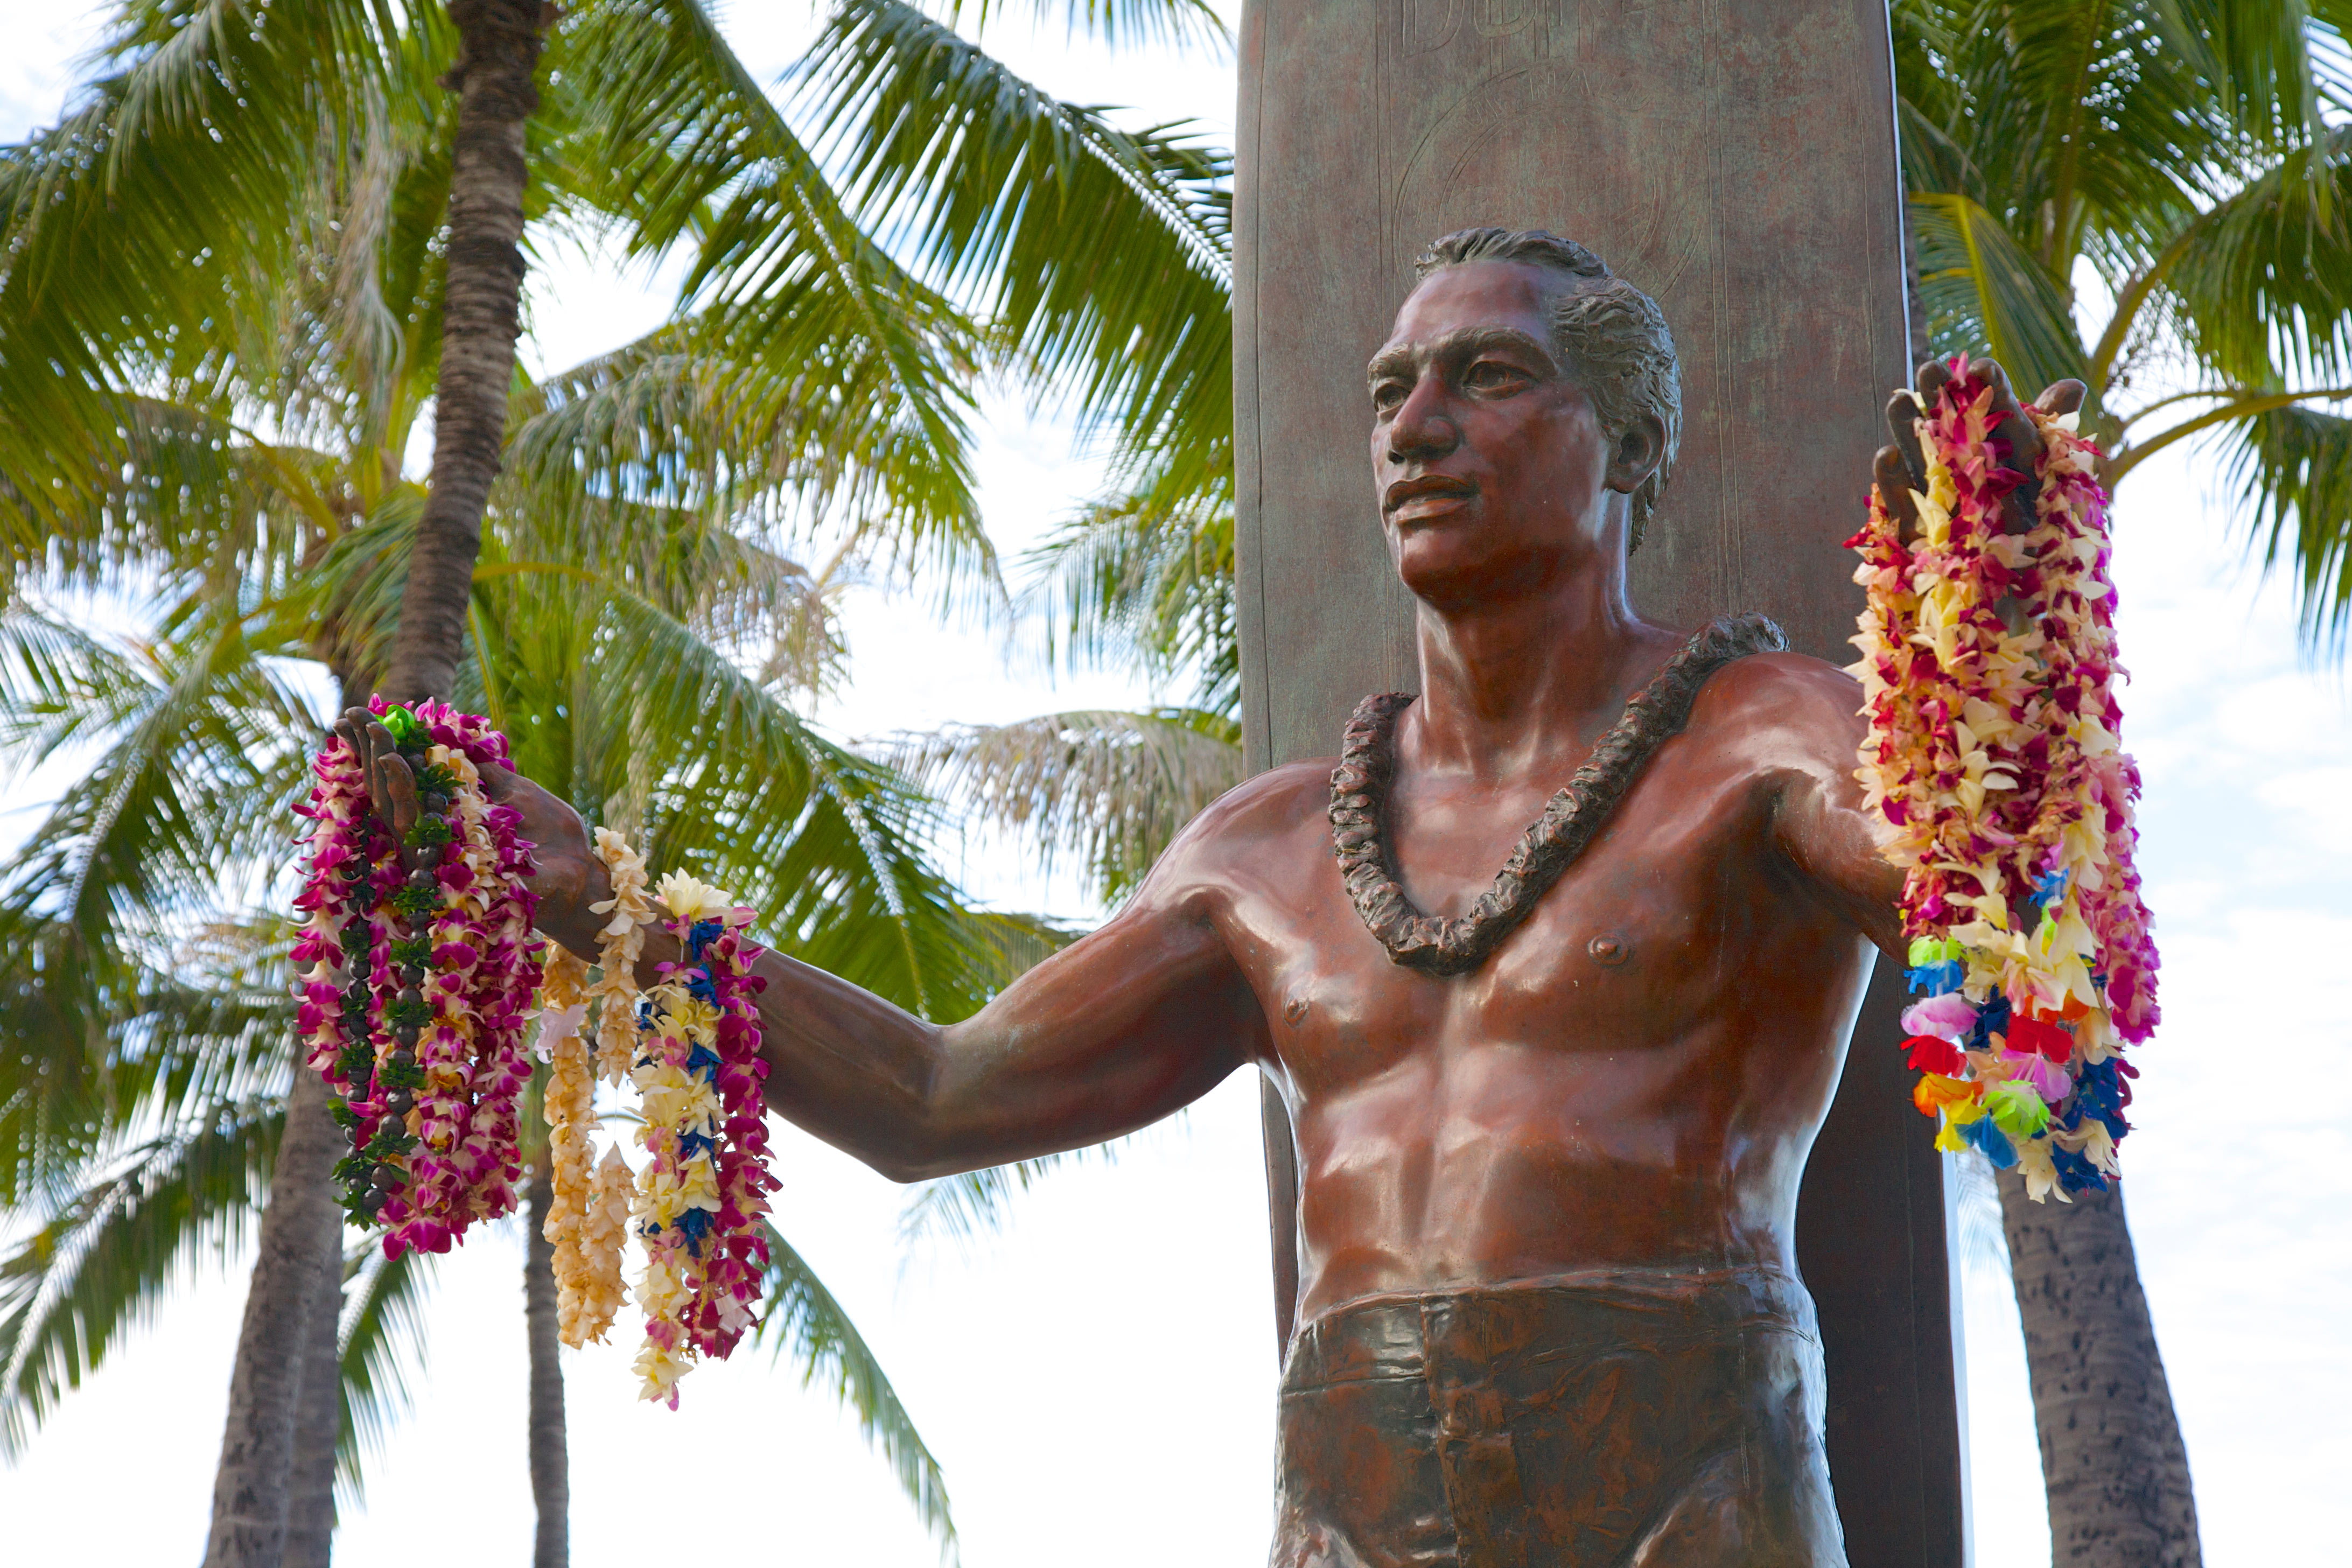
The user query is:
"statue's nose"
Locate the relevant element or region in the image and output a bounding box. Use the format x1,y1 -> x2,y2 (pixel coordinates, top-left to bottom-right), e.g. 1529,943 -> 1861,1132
1387,381 -> 1461,462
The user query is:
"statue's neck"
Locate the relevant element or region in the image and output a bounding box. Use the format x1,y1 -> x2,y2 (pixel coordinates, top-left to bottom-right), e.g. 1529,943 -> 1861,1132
1403,565 -> 1669,785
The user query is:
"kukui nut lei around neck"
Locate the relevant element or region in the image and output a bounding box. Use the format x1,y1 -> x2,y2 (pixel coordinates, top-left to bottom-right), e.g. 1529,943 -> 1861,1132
1330,614 -> 1790,976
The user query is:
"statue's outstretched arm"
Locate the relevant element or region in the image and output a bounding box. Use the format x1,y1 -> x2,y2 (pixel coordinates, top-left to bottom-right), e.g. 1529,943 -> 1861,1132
480,757 -> 1264,1183
729,871 -> 1263,1180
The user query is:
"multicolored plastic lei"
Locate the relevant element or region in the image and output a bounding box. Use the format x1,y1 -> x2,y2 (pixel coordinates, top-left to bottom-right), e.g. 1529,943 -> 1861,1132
291,699 -> 543,1256
1847,357 -> 2160,1201
625,872 -> 780,1407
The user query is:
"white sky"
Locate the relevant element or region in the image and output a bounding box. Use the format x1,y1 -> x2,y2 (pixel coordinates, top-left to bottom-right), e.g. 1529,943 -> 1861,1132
3,6 -> 2347,1567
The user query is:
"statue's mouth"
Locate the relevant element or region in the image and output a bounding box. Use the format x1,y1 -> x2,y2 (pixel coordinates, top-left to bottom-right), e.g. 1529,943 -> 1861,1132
1384,474 -> 1479,518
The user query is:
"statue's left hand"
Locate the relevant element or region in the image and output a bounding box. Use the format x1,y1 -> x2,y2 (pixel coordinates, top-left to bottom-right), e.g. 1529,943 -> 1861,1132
1871,359 -> 2087,538
333,708 -> 599,948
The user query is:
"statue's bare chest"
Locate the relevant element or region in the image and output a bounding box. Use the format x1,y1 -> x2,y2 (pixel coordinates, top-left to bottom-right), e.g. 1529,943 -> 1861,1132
1223,750 -> 1767,1096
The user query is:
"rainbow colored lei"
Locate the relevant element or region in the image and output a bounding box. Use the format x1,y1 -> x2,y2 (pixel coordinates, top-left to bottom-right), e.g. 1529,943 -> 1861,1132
1847,358 -> 2160,1201
292,699 -> 543,1255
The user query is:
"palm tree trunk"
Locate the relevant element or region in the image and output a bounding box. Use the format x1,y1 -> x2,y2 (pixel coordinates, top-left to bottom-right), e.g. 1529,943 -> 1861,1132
524,1157 -> 569,1567
282,1235 -> 346,1568
202,1068 -> 346,1568
2000,1175 -> 2203,1567
379,0 -> 548,705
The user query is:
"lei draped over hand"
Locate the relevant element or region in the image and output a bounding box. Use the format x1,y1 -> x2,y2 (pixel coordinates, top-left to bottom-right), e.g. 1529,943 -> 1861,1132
1846,358 -> 2159,1200
295,708 -> 779,1403
292,699 -> 542,1256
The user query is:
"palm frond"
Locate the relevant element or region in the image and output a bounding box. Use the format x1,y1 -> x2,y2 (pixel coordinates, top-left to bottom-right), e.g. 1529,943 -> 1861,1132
0,598 -> 326,935
1019,489 -> 1237,713
0,395 -> 337,598
452,562 -> 1065,1021
2157,125 -> 2352,391
944,0 -> 1229,51
0,1094 -> 281,1458
492,499 -> 851,700
334,1240 -> 433,1508
506,321 -> 997,598
1908,191 -> 2090,398
2155,0 -> 2329,149
893,1143 -> 1121,1252
0,901 -> 292,1210
0,0 -> 438,552
893,706 -> 1242,907
2229,402 -> 2352,648
593,592 -> 1032,1019
753,1221 -> 955,1557
561,0 -> 985,547
795,0 -> 1233,480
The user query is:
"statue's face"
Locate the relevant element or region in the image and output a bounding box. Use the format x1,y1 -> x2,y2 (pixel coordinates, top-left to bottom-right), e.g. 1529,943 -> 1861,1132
1368,261 -> 1655,611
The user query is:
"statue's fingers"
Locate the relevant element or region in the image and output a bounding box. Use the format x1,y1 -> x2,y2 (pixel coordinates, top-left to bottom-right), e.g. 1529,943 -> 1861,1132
1979,361 -> 2046,530
342,717 -> 388,827
1874,446 -> 1922,542
2035,379 -> 2087,417
1981,358 -> 2026,422
1915,357 -> 1954,412
1885,391 -> 1928,491
362,721 -> 407,836
381,745 -> 420,832
1981,361 -> 2040,454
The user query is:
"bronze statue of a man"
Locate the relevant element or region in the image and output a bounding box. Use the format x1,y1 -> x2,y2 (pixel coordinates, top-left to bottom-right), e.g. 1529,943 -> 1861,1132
347,228 -> 2077,1566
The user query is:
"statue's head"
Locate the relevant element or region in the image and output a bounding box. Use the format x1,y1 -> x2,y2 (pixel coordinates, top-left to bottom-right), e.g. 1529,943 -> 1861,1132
1368,228 -> 1681,608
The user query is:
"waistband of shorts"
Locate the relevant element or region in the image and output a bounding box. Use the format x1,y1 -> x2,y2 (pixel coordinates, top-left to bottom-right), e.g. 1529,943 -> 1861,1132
1283,1265 -> 1817,1389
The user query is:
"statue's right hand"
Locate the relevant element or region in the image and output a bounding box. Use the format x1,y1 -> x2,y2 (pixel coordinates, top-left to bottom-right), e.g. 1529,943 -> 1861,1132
1872,359 -> 2087,540
332,708 -> 601,948
334,709 -> 422,853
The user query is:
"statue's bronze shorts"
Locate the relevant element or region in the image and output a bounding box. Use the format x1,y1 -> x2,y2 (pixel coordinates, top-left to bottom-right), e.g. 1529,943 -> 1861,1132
1270,1266 -> 1847,1568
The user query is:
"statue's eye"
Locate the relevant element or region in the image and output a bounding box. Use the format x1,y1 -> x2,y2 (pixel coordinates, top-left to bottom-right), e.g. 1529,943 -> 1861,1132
1371,380 -> 1408,412
1465,360 -> 1527,392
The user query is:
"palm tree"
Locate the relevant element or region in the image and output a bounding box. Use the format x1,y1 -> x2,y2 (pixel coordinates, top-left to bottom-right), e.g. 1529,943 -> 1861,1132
380,0 -> 550,711
0,492 -> 1017,1556
0,6 -> 1068,1558
1897,0 -> 2352,637
0,6 -> 477,1545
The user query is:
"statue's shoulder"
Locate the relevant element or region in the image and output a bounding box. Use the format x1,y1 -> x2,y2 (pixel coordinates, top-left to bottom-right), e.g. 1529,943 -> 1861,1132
1685,648 -> 1867,758
1200,757 -> 1337,832
1163,757 -> 1333,862
1130,757 -> 1334,904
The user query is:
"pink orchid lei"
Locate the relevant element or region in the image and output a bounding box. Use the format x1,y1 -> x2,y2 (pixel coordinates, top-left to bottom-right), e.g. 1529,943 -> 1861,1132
291,698 -> 543,1255
626,872 -> 779,1407
1847,358 -> 2159,1201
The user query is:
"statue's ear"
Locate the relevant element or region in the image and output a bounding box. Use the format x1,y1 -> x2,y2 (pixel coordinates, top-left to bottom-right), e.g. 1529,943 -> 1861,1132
1604,413 -> 1667,496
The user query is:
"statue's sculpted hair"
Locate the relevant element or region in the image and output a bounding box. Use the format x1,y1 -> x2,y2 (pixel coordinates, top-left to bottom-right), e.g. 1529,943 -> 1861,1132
1414,228 -> 1681,552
